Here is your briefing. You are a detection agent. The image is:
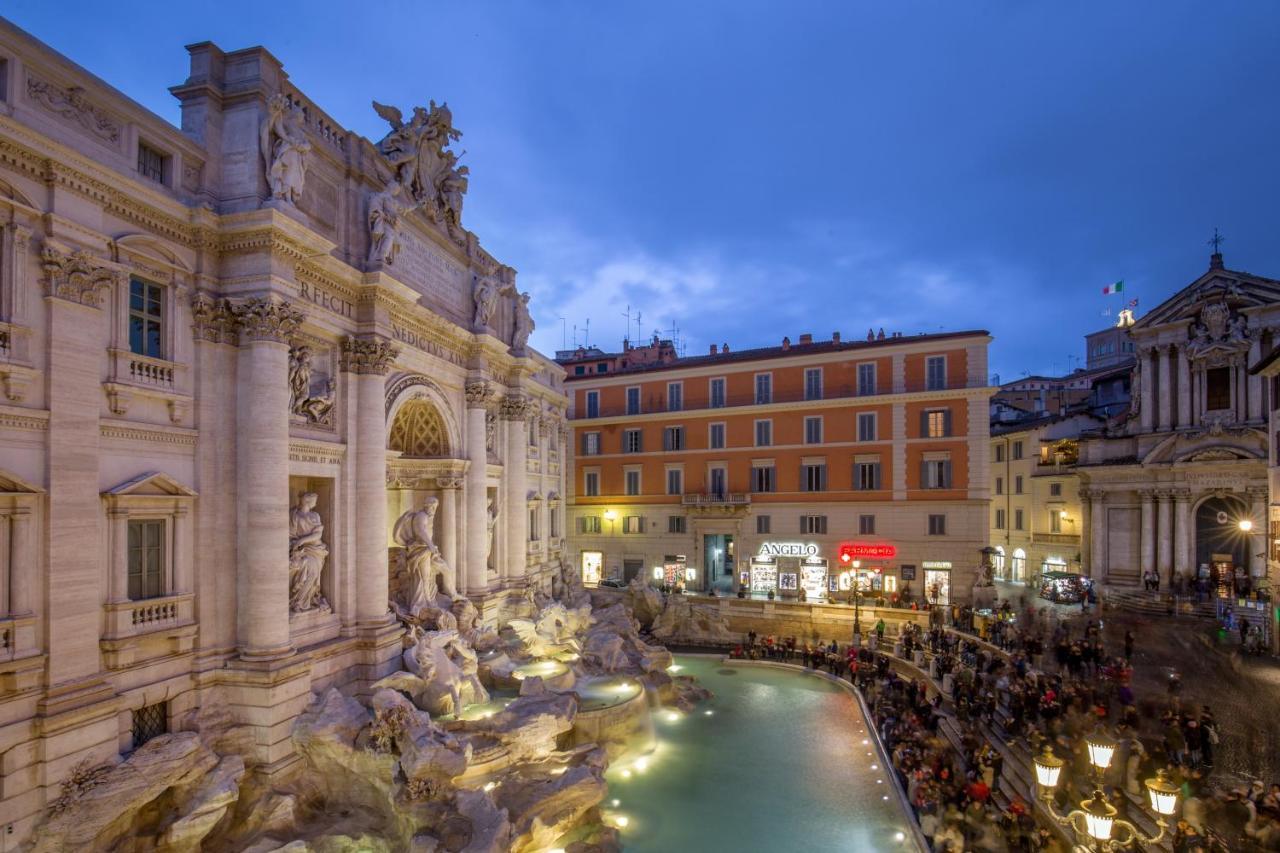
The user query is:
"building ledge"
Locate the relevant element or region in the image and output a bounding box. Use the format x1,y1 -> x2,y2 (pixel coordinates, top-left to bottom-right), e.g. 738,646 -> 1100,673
100,594 -> 197,669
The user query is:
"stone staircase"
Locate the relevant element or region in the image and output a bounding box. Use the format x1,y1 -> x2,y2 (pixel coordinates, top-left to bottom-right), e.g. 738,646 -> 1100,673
1105,587 -> 1217,619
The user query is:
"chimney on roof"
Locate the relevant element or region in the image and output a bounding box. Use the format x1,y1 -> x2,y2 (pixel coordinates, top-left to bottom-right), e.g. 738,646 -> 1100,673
877,328 -> 885,340
781,336 -> 791,350
867,328 -> 875,342
722,342 -> 730,353
709,343 -> 718,355
799,333 -> 813,345
832,331 -> 841,344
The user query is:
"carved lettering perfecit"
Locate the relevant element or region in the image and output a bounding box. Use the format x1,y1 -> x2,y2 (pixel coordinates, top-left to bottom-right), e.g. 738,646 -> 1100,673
297,281 -> 354,319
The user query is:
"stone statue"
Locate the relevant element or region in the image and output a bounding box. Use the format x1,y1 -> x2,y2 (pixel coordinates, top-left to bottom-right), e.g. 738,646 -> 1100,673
288,346 -> 334,425
472,276 -> 500,329
370,99 -> 467,233
512,292 -> 534,351
402,628 -> 488,717
485,411 -> 497,456
260,94 -> 311,206
438,149 -> 469,226
393,497 -> 457,615
485,498 -> 499,571
367,180 -> 405,266
289,492 -> 330,612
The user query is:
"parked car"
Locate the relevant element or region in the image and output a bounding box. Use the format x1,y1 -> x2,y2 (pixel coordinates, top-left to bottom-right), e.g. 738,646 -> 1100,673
599,578 -> 626,589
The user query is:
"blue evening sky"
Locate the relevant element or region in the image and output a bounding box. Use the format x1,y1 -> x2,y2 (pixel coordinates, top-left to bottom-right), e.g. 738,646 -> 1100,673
7,2 -> 1278,380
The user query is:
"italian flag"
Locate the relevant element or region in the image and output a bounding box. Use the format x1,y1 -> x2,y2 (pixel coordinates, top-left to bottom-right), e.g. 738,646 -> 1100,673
1102,280 -> 1124,295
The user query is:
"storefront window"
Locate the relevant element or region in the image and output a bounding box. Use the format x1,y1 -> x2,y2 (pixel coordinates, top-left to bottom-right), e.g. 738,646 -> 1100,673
750,561 -> 777,594
924,562 -> 952,605
1011,549 -> 1026,582
582,551 -> 603,587
800,560 -> 828,599
993,546 -> 1006,579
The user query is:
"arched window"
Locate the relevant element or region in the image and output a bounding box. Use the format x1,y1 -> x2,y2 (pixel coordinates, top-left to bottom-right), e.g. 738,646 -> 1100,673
1011,548 -> 1027,582
388,400 -> 450,458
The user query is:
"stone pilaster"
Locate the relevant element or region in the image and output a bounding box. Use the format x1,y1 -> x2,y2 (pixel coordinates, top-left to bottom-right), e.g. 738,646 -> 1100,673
340,336 -> 400,628
232,297 -> 301,661
1248,336 -> 1264,422
1139,489 -> 1156,578
1176,346 -> 1191,429
1156,488 -> 1173,581
1173,489 -> 1192,583
436,477 -> 463,589
465,381 -> 493,593
1139,348 -> 1155,433
1157,345 -> 1173,432
1086,490 -> 1107,582
501,395 -> 530,583
1249,486 -> 1269,578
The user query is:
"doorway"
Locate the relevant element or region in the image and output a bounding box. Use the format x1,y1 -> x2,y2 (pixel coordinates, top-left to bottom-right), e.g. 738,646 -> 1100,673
703,534 -> 735,593
1195,495 -> 1248,590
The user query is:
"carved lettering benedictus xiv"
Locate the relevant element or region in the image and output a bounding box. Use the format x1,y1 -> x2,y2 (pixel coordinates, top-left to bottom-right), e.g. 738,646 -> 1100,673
230,297 -> 304,343
340,336 -> 400,375
41,246 -> 120,308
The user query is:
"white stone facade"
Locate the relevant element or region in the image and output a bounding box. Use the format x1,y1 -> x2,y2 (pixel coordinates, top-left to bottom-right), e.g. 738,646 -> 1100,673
0,22 -> 566,840
1078,255 -> 1278,588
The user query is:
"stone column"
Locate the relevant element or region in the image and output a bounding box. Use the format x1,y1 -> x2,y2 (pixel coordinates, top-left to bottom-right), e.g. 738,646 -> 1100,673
437,478 -> 461,583
1249,486 -> 1268,578
1139,489 -> 1156,580
0,514 -> 8,616
232,298 -> 302,660
502,395 -> 530,583
1249,338 -> 1264,422
1139,348 -> 1155,433
465,381 -> 494,593
340,336 -> 399,628
1176,346 -> 1192,429
1157,345 -> 1173,431
1156,489 -> 1173,581
1089,491 -> 1107,582
108,507 -> 130,603
1080,491 -> 1093,578
173,505 -> 192,595
1173,489 -> 1191,585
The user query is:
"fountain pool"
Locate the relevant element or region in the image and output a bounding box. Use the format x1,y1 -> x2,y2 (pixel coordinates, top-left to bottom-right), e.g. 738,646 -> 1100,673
601,656 -> 919,852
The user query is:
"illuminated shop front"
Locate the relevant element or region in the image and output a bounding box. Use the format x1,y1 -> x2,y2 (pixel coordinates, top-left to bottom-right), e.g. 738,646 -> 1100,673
581,551 -> 603,587
747,542 -> 827,598
660,555 -> 689,587
923,560 -> 952,606
834,542 -> 898,596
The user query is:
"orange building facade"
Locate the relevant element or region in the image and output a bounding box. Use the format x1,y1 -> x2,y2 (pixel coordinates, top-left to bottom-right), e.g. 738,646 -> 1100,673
562,330 -> 994,605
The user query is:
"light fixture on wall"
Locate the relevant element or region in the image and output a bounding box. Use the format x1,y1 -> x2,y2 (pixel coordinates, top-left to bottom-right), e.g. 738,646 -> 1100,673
603,509 -> 618,535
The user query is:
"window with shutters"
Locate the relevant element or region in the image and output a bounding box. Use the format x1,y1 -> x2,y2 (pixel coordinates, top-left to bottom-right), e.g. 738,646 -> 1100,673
550,507 -> 560,538
995,509 -> 1006,529
804,368 -> 823,401
667,382 -> 683,412
995,477 -> 1003,495
1014,475 -> 1023,494
800,463 -> 827,492
804,416 -> 823,444
129,279 -> 165,358
800,515 -> 827,535
581,432 -> 601,455
750,465 -> 776,492
709,422 -> 726,449
856,412 -> 876,442
663,426 -> 685,451
585,390 -> 600,418
756,514 -> 771,534
528,508 -> 539,541
579,515 -> 602,534
624,469 -> 641,496
926,355 -> 947,390
127,519 -> 166,600
668,515 -> 687,533
853,461 -> 881,491
137,142 -> 168,184
994,444 -> 1005,462
709,466 -> 728,496
921,458 -> 952,489
859,514 -> 876,535
755,373 -> 772,404
1014,509 -> 1024,530
583,470 -> 600,497
623,429 -> 643,453
754,419 -> 772,447
1049,482 -> 1062,497
626,386 -> 641,415
857,363 -> 876,396
924,408 -> 951,438
928,514 -> 947,535
666,468 -> 683,495
1012,441 -> 1023,460
709,377 -> 726,408
623,516 -> 644,534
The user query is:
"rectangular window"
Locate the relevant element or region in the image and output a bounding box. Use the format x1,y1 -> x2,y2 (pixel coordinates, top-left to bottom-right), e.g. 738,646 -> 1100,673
667,382 -> 683,412
583,471 -> 600,497
529,508 -> 539,540
709,467 -> 728,496
755,419 -> 772,447
585,391 -> 600,418
928,514 -> 947,536
804,368 -> 823,401
709,377 -> 726,408
995,477 -> 1003,495
137,142 -> 168,184
926,356 -> 947,391
853,461 -> 881,491
581,432 -> 601,456
579,515 -> 602,534
666,468 -> 683,495
1207,366 -> 1230,410
800,463 -> 827,492
663,426 -> 685,451
800,515 -> 828,535
923,408 -> 951,438
668,515 -> 687,534
132,702 -> 168,750
626,387 -> 641,415
859,514 -> 876,535
127,519 -> 165,600
1050,511 -> 1062,533
995,444 -> 1005,462
623,516 -> 644,534
624,470 -> 641,496
709,422 -> 726,449
1015,475 -> 1024,494
756,514 -> 771,534
129,280 -> 165,359
623,429 -> 643,453
995,509 -> 1006,529
751,465 -> 776,493
857,363 -> 876,396
1014,509 -> 1025,530
755,373 -> 772,404
1012,441 -> 1023,460
1049,482 -> 1063,497
921,459 -> 952,489
804,416 -> 823,444
857,412 -> 877,442
550,507 -> 560,538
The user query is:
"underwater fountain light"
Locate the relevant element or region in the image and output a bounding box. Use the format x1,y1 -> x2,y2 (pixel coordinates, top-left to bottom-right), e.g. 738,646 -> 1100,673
483,781 -> 497,792
611,799 -> 620,807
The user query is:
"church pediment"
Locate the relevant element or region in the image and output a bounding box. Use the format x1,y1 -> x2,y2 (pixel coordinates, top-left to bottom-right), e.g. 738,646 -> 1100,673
0,469 -> 45,495
103,471 -> 198,498
1142,426 -> 1265,465
1133,268 -> 1280,331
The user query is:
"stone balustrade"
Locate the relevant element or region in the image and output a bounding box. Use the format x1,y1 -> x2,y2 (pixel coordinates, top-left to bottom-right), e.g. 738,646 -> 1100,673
100,593 -> 197,668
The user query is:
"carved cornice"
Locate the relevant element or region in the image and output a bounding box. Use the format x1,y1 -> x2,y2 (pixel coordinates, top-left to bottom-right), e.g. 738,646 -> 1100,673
100,421 -> 198,447
499,395 -> 531,421
217,229 -> 313,262
340,336 -> 399,375
436,477 -> 465,490
190,292 -> 239,345
41,245 -> 120,308
229,297 -> 304,344
465,380 -> 494,408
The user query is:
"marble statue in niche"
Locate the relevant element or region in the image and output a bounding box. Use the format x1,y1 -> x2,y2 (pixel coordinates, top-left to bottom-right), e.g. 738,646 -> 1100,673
486,498 -> 499,572
512,292 -> 534,351
289,492 -> 330,613
367,179 -> 405,266
393,497 -> 458,616
288,345 -> 335,425
472,275 -> 500,330
260,94 -> 311,206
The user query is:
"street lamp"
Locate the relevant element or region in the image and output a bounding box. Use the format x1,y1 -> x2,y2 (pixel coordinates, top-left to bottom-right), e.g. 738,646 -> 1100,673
1085,731 -> 1118,777
1238,518 -> 1254,533
851,559 -> 863,645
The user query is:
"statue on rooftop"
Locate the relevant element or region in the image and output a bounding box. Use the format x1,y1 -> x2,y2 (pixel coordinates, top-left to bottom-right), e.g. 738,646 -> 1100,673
261,94 -> 311,206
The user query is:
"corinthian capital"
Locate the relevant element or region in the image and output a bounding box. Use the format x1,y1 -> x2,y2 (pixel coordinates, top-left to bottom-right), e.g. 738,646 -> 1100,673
230,297 -> 304,343
190,292 -> 238,345
41,244 -> 120,308
465,380 -> 494,408
499,395 -> 531,421
340,336 -> 399,375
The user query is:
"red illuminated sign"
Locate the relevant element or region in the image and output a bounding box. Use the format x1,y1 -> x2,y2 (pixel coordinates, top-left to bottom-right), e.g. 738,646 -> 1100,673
841,542 -> 897,560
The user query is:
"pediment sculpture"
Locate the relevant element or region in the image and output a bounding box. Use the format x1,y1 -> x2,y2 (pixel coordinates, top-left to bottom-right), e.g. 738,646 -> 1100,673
1185,301 -> 1250,361
368,100 -> 469,243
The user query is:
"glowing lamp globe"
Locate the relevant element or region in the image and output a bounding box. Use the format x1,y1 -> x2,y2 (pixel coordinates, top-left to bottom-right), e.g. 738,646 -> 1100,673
1086,731 -> 1118,771
1145,769 -> 1180,817
1033,746 -> 1064,790
1081,790 -> 1117,841
1239,518 -> 1254,532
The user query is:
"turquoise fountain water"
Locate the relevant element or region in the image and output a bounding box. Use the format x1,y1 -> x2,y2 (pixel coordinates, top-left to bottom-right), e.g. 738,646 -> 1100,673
600,656 -> 916,852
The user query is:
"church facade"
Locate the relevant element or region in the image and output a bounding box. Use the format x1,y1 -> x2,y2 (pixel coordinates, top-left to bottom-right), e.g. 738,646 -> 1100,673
0,20 -> 566,839
1078,251 -> 1278,591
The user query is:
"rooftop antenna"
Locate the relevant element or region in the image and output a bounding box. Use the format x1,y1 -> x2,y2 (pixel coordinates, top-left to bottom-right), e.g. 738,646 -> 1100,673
583,317 -> 590,348
558,316 -> 566,350
620,305 -> 631,347
635,310 -> 643,345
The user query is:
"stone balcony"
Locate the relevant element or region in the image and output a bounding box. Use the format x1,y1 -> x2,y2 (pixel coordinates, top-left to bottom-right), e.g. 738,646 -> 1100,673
1031,532 -> 1081,546
0,613 -> 42,693
104,348 -> 193,422
99,593 -> 197,669
681,493 -> 751,507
